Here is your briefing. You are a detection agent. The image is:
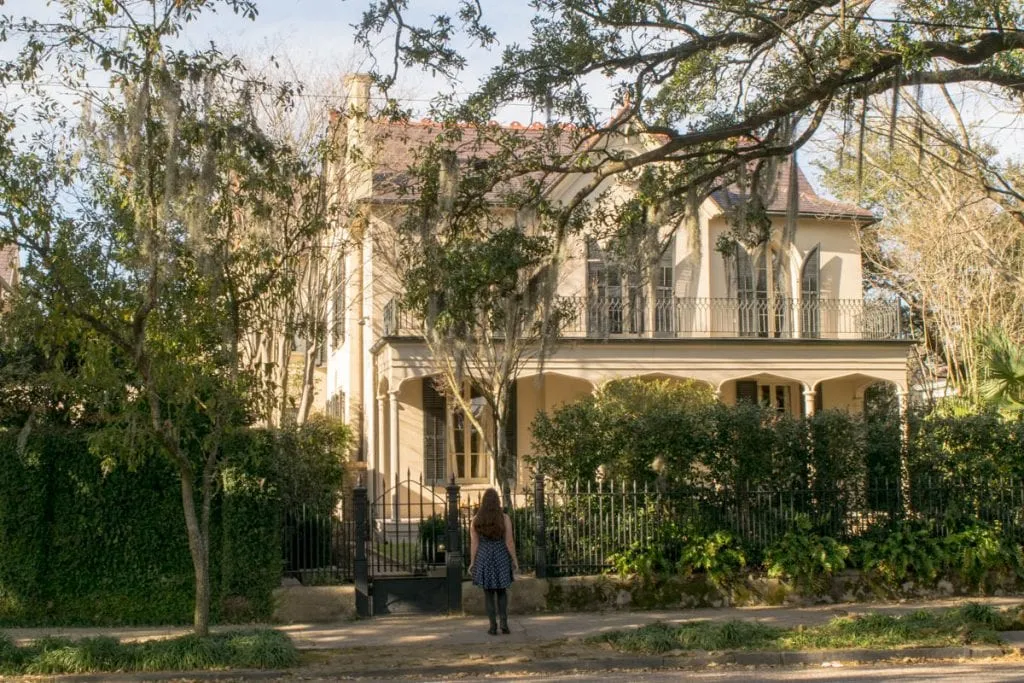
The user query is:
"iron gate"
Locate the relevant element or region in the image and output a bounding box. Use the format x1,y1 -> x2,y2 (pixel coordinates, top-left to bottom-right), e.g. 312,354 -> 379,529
354,473 -> 462,616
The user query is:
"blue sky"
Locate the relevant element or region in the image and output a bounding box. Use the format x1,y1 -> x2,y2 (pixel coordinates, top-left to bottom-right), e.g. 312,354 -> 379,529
189,0 -> 537,109
3,1 -> 1022,178
1,0 -> 541,114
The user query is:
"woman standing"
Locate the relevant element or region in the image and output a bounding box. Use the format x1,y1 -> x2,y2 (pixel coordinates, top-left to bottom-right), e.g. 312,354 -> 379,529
469,488 -> 519,635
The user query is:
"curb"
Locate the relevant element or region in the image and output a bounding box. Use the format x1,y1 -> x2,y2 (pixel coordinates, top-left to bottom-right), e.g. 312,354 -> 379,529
36,644 -> 1018,681
322,646 -> 1012,678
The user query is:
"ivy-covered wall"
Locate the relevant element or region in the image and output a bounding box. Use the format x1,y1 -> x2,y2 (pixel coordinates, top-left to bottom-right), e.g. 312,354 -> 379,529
0,420 -> 348,627
0,429 -> 199,625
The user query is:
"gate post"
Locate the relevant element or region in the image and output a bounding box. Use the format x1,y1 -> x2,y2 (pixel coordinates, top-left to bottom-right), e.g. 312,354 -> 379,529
534,473 -> 548,579
353,480 -> 370,617
446,476 -> 463,614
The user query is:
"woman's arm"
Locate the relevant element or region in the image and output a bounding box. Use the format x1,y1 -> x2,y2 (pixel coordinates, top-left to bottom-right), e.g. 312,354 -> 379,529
503,514 -> 519,571
469,523 -> 479,568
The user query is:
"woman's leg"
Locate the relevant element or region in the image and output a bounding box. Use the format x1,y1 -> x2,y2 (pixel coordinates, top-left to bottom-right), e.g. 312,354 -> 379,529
497,589 -> 509,633
484,589 -> 498,633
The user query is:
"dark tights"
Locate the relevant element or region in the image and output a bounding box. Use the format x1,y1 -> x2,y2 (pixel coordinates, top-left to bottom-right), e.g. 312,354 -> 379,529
484,588 -> 508,628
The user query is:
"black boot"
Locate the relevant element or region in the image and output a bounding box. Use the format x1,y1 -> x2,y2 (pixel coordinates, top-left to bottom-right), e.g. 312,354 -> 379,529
485,589 -> 498,635
498,589 -> 510,633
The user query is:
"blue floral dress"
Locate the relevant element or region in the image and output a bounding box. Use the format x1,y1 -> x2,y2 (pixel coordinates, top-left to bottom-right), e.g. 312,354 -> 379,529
472,535 -> 514,589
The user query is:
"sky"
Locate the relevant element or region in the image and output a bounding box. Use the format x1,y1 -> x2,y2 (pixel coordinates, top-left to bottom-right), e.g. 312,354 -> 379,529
186,0 -> 540,114
2,1 -> 1023,184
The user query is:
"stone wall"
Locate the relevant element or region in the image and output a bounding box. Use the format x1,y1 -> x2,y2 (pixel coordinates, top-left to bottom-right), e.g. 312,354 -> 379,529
273,571 -> 1024,622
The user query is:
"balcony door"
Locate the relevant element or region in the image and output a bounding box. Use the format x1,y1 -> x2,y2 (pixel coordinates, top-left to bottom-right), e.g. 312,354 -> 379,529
586,240 -> 644,336
735,243 -> 791,338
800,245 -> 821,339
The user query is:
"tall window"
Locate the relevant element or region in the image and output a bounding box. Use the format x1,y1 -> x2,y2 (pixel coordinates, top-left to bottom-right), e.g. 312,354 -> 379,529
760,384 -> 791,414
654,239 -> 674,334
735,244 -> 761,337
452,385 -> 490,482
586,239 -> 624,335
331,254 -> 345,347
586,238 -> 668,336
736,379 -> 791,415
422,380 -> 517,485
800,245 -> 821,339
423,381 -> 447,485
734,243 -> 790,338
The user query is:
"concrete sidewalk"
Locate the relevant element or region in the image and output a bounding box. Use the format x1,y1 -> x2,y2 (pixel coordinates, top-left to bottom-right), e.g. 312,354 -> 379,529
6,596 -> 1024,650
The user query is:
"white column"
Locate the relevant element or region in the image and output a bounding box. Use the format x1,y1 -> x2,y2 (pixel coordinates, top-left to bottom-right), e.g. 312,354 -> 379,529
389,389 -> 400,523
802,388 -> 817,417
376,395 -> 387,501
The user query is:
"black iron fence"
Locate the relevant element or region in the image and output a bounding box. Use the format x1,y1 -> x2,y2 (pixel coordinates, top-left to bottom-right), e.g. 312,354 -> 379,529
281,505 -> 354,585
283,475 -> 1024,583
517,476 -> 1024,576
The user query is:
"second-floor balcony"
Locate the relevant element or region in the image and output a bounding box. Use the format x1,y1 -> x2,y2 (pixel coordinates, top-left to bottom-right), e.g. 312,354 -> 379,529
382,296 -> 910,341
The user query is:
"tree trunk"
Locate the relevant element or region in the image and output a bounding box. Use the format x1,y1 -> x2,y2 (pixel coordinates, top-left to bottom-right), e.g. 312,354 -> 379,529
276,332 -> 291,426
179,468 -> 211,636
295,343 -> 318,425
495,400 -> 512,508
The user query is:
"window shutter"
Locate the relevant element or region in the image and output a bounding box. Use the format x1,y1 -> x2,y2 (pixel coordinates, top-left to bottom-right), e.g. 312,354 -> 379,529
815,384 -> 824,413
423,380 -> 447,485
332,254 -> 345,347
736,380 -> 759,404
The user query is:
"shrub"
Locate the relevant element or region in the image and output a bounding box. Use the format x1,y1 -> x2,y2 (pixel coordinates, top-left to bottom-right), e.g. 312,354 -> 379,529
853,521 -> 946,587
419,515 -> 448,564
807,410 -> 867,523
764,516 -> 849,593
677,530 -> 747,588
531,377 -> 716,484
608,520 -> 687,581
0,421 -> 349,627
944,524 -> 1024,590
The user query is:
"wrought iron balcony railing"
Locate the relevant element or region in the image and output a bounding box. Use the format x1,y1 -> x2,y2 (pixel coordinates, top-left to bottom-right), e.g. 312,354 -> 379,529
381,296 -> 909,341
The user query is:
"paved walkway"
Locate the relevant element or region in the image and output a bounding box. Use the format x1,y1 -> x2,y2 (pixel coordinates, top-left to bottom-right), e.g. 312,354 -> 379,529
6,596 -> 1024,650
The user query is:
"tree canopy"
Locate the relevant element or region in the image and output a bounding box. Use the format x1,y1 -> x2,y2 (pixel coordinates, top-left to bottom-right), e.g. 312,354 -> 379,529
0,0 -> 336,635
358,0 -> 1024,216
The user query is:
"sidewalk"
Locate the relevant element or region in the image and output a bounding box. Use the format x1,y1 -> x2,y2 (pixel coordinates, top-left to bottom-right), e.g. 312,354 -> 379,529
6,596 -> 1024,650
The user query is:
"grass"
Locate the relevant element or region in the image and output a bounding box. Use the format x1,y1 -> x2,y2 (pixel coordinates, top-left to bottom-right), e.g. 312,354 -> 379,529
0,629 -> 299,675
589,603 -> 1017,654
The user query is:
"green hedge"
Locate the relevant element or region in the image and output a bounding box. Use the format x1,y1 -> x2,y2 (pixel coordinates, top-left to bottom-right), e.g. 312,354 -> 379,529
0,429 -> 197,626
0,420 -> 348,627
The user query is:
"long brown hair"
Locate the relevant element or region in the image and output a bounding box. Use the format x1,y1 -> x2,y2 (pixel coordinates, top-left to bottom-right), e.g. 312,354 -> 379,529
473,488 -> 505,540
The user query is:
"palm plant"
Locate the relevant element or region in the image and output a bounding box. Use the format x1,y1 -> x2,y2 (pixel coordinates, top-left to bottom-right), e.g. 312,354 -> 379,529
979,329 -> 1024,414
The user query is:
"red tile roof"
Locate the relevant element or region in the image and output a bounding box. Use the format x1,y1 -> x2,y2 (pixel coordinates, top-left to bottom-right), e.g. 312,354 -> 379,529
348,117 -> 873,221
352,119 -> 560,204
710,162 -> 874,221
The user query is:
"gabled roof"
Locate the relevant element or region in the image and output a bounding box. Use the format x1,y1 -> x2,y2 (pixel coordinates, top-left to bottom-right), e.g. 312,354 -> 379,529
710,163 -> 875,222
